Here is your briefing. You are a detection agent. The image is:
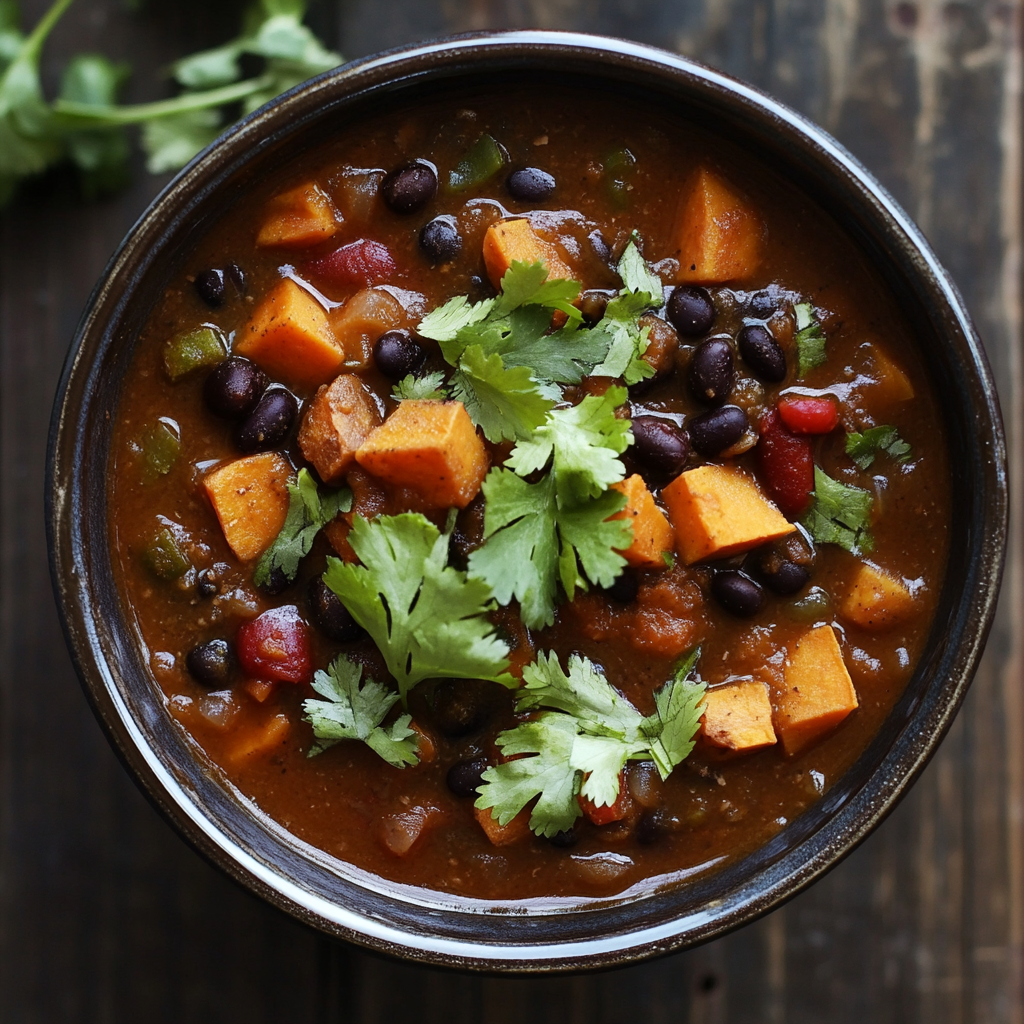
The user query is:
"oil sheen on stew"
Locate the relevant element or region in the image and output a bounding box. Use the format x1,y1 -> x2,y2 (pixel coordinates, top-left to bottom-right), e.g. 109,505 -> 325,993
110,88 -> 950,903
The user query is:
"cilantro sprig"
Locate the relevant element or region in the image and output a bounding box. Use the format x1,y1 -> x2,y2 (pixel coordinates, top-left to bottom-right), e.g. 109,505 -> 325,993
845,425 -> 911,471
254,468 -> 351,588
323,512 -> 514,702
794,302 -> 827,378
392,371 -> 446,401
801,465 -> 874,553
303,654 -> 420,766
475,650 -> 706,838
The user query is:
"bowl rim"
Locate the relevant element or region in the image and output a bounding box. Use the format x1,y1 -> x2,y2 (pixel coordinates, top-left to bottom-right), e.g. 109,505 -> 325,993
46,29 -> 1008,972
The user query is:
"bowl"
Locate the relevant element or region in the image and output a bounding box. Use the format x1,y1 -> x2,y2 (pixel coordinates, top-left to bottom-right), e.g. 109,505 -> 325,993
46,30 -> 1007,972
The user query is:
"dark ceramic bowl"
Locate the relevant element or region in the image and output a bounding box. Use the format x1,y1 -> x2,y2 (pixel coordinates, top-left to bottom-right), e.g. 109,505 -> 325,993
47,31 -> 1006,971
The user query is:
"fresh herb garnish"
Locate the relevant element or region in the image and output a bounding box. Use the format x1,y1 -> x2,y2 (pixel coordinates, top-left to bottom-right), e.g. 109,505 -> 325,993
794,302 -> 827,377
323,512 -> 515,703
845,425 -> 911,471
254,468 -> 351,588
801,465 -> 874,552
303,654 -> 419,766
475,649 -> 706,838
392,371 -> 447,401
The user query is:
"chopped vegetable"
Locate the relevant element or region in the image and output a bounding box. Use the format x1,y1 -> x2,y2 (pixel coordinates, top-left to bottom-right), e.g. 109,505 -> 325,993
604,145 -> 637,208
777,395 -> 838,434
392,371 -> 446,401
327,287 -> 405,370
322,512 -> 514,703
608,474 -> 675,569
306,239 -> 397,292
482,219 -> 574,292
800,465 -> 874,553
227,713 -> 290,764
845,425 -> 911,470
757,408 -> 815,517
297,374 -> 382,484
474,805 -> 532,847
701,680 -> 777,752
133,418 -> 180,483
447,133 -> 506,192
254,468 -> 351,588
256,182 -> 339,248
794,302 -> 827,377
838,561 -> 917,631
303,653 -> 420,765
475,649 -> 706,838
236,605 -> 311,684
163,326 -> 227,381
142,525 -> 191,580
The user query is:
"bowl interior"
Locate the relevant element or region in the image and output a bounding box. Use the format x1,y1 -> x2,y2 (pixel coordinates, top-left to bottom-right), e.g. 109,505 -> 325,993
47,34 -> 1006,970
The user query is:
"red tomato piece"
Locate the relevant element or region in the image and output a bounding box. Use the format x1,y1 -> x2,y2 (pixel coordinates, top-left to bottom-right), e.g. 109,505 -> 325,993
304,239 -> 396,290
757,409 -> 814,518
777,395 -> 838,434
236,606 -> 311,683
579,773 -> 633,825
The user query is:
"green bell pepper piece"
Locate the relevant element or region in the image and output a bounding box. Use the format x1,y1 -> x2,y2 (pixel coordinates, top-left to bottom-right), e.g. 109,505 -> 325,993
447,134 -> 506,192
136,419 -> 180,483
164,326 -> 227,381
604,146 -> 637,209
143,527 -> 192,580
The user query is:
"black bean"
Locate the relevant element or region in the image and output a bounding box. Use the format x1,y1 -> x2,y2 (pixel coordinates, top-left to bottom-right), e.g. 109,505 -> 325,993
381,161 -> 437,214
196,568 -> 219,598
432,679 -> 490,737
667,286 -> 715,337
688,405 -> 748,457
506,167 -> 556,201
711,570 -> 765,617
450,497 -> 485,571
631,416 -> 690,476
579,289 -> 613,325
194,268 -> 225,308
226,262 -> 246,294
636,810 -> 670,846
373,331 -> 426,379
605,570 -> 640,604
186,639 -> 234,688
419,215 -> 462,263
737,324 -> 787,382
256,565 -> 291,596
764,560 -> 811,594
204,356 -> 268,419
688,338 -> 734,404
589,230 -> 611,262
308,577 -> 365,642
446,758 -> 489,797
547,828 -> 578,848
234,387 -> 297,453
745,291 -> 776,318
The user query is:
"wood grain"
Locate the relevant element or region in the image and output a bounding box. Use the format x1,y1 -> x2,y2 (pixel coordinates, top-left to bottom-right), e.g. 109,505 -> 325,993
0,0 -> 1019,1020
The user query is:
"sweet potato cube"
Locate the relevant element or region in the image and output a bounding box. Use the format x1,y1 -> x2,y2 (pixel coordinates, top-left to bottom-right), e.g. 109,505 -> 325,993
355,400 -> 489,509
609,474 -> 674,568
379,806 -> 444,857
327,287 -> 406,370
866,345 -> 915,406
662,465 -> 795,564
474,805 -> 532,847
227,713 -> 290,763
235,278 -> 344,390
675,167 -> 763,285
298,374 -> 382,484
774,625 -> 859,756
256,182 -> 340,248
204,453 -> 292,561
702,680 -> 777,753
482,218 -> 575,290
839,561 -> 918,631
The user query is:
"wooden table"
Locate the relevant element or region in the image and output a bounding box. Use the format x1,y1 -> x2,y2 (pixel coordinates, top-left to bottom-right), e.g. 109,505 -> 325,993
2,0 -> 1020,1019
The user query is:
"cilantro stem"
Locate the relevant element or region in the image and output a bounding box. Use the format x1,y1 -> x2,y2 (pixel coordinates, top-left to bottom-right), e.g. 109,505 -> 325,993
20,0 -> 76,65
52,75 -> 274,125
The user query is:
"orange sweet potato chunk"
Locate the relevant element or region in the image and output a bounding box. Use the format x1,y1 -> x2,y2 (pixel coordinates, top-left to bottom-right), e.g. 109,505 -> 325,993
256,182 -> 340,249
702,680 -> 777,753
675,167 -> 763,285
482,218 -> 574,290
355,400 -> 489,509
236,278 -> 345,390
609,474 -> 674,568
661,465 -> 795,564
474,805 -> 532,847
327,288 -> 407,370
227,713 -> 290,763
298,374 -> 382,484
204,453 -> 292,561
839,561 -> 918,631
774,625 -> 859,756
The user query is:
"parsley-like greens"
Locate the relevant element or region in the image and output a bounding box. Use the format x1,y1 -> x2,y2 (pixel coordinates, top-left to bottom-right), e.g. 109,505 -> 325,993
254,468 -> 351,588
392,371 -> 446,401
845,425 -> 911,471
801,465 -> 874,553
322,512 -> 514,703
303,654 -> 419,766
475,650 -> 706,838
794,302 -> 827,377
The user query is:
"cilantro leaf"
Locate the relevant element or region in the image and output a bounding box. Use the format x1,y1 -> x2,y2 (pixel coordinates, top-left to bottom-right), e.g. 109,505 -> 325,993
303,654 -> 419,766
499,317 -> 613,385
617,235 -> 664,303
845,425 -> 912,471
417,294 -> 495,345
323,512 -> 514,702
254,468 -> 351,587
794,302 -> 827,377
475,651 -> 706,837
801,465 -> 874,552
392,371 -> 447,401
492,260 -> 582,322
506,385 -> 632,505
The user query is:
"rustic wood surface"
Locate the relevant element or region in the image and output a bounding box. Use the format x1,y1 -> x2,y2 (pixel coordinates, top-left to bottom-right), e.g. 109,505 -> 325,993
0,0 -> 1020,1020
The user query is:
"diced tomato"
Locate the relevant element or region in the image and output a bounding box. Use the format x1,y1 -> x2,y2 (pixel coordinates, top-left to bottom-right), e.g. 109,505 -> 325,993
777,395 -> 839,434
243,679 -> 277,703
236,606 -> 311,683
579,773 -> 633,825
305,239 -> 396,290
757,409 -> 814,517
